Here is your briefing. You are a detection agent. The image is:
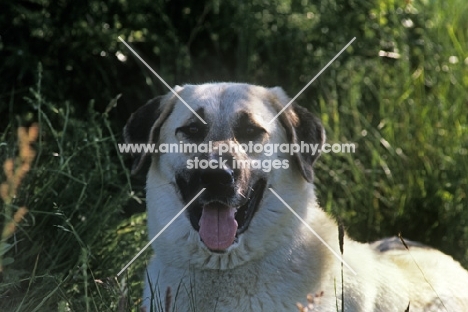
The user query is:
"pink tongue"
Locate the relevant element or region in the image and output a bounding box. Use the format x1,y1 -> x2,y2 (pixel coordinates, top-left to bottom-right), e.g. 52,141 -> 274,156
199,204 -> 238,251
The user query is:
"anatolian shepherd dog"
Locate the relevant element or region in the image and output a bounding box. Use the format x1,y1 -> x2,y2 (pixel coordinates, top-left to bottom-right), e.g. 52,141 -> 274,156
124,83 -> 468,311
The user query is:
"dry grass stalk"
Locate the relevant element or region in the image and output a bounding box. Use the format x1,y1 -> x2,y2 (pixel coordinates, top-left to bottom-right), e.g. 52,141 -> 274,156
0,124 -> 38,272
296,291 -> 324,311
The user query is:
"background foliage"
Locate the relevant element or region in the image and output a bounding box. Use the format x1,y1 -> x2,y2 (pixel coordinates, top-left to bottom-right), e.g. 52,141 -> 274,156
1,0 -> 467,310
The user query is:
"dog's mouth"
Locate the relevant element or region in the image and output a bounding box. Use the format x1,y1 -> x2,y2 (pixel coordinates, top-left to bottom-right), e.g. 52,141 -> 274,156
188,178 -> 267,252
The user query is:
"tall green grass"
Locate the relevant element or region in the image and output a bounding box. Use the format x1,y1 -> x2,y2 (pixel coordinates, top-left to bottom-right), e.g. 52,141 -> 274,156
314,0 -> 468,264
0,67 -> 148,311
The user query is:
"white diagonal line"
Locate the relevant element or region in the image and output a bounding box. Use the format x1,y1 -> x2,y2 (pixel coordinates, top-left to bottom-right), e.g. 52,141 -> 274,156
269,188 -> 357,275
118,36 -> 207,124
268,37 -> 356,124
117,188 -> 206,276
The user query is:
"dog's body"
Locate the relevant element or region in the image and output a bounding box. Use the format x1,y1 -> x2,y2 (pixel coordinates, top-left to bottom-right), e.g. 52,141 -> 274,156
125,83 -> 468,311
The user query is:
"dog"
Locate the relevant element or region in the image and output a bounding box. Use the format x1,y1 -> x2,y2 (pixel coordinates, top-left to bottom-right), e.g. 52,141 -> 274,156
124,83 -> 468,311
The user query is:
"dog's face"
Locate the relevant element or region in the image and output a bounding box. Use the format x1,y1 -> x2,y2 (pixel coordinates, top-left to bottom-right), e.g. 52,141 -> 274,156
125,83 -> 324,269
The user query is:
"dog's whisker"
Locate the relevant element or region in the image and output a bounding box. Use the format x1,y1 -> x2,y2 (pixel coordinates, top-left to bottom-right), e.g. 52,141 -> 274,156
237,190 -> 246,198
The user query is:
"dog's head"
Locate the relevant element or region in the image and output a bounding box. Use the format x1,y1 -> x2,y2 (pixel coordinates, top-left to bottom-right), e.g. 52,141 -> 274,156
125,83 -> 324,268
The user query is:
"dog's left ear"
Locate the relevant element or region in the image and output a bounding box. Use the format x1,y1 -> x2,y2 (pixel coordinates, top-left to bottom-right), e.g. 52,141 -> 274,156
269,87 -> 325,183
291,103 -> 325,182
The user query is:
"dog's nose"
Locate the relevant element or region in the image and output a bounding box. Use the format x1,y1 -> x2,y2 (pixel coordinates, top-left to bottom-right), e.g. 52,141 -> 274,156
200,168 -> 235,187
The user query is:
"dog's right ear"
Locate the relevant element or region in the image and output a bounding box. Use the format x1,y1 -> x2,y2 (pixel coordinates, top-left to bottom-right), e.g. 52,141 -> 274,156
123,97 -> 163,174
124,86 -> 183,174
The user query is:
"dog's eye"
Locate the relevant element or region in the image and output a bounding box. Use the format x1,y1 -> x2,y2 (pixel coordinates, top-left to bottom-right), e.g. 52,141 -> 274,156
176,123 -> 207,141
246,127 -> 255,134
189,125 -> 199,134
235,125 -> 265,141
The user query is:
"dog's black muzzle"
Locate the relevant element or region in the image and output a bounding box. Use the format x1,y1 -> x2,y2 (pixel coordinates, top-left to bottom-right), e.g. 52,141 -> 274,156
175,151 -> 267,248
199,167 -> 236,198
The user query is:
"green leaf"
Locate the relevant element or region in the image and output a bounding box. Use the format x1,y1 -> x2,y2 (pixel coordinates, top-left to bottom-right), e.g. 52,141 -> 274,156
2,257 -> 14,266
0,243 -> 13,256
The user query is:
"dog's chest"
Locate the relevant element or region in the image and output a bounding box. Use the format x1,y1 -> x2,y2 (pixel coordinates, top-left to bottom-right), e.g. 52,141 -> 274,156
162,261 -> 310,311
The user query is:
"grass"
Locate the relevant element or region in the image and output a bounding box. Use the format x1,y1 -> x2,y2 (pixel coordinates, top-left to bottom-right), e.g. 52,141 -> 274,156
315,0 -> 468,263
0,124 -> 37,273
0,67 -> 148,311
0,0 -> 467,311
